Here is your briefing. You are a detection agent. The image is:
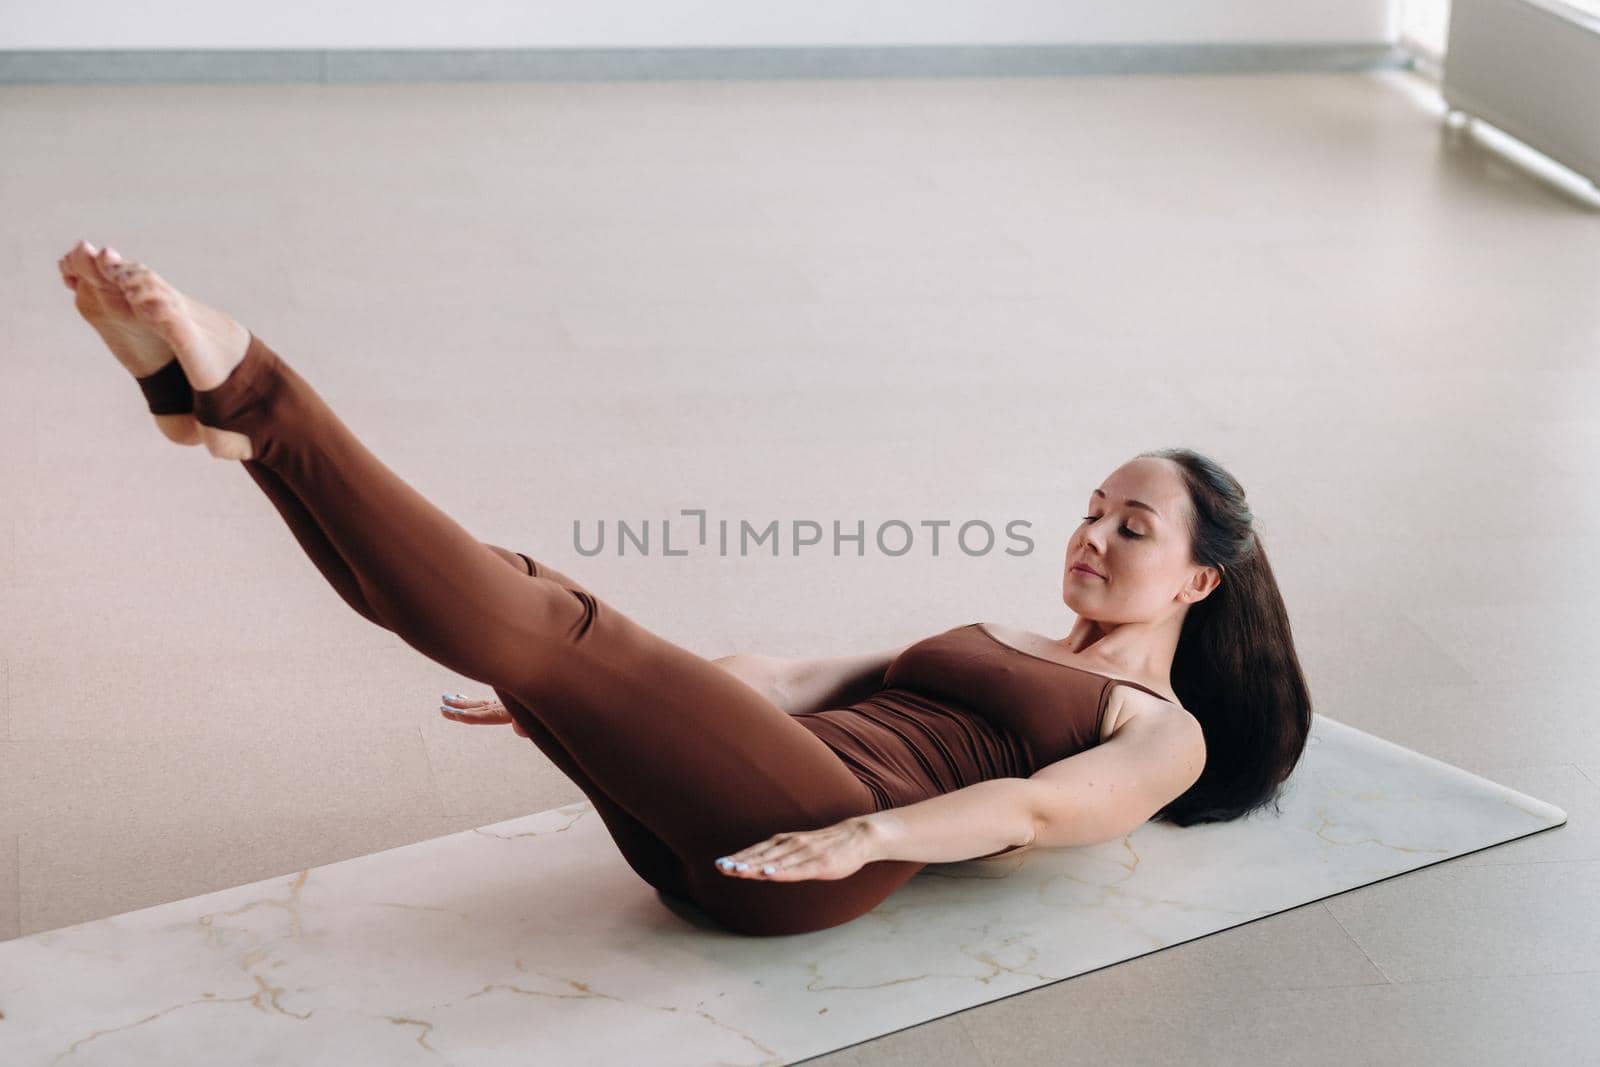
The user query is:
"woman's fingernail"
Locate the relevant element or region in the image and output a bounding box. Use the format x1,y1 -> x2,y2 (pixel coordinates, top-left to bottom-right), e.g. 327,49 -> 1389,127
762,865 -> 777,875
734,862 -> 749,872
715,857 -> 733,868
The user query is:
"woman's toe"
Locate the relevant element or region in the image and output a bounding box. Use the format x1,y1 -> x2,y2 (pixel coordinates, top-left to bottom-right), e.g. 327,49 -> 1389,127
66,243 -> 107,288
94,246 -> 127,285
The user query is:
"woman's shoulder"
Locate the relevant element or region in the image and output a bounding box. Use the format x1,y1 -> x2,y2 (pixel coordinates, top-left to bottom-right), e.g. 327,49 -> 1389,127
1103,683 -> 1195,744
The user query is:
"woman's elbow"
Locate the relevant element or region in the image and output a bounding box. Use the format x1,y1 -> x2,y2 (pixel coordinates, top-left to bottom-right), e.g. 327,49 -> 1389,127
712,654 -> 793,711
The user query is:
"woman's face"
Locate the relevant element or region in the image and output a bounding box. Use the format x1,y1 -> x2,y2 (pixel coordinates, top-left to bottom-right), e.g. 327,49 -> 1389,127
1062,457 -> 1220,624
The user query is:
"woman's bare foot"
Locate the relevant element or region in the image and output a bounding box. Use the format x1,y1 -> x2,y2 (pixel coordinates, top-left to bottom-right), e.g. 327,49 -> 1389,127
62,240 -> 257,460
58,240 -> 202,447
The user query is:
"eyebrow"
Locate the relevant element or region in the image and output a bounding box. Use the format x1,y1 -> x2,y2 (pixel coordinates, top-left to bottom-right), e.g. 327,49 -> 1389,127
1093,488 -> 1161,519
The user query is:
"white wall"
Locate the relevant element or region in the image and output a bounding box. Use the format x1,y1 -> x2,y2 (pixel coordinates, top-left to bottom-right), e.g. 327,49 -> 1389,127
2,1 -> 1395,51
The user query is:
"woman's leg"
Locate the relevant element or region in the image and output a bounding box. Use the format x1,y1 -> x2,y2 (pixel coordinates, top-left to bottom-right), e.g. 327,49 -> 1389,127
243,458 -> 531,628
239,460 -> 385,628
237,460 -> 695,897
194,332 -> 922,935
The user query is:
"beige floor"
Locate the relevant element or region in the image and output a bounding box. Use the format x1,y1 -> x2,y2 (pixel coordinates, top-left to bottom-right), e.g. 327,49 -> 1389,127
3,67 -> 1599,1064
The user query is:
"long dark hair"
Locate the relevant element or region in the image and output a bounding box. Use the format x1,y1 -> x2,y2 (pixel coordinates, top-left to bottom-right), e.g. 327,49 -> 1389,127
1137,447 -> 1313,826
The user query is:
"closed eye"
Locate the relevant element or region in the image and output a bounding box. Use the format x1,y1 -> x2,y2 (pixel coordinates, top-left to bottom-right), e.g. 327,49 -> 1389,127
1081,514 -> 1144,539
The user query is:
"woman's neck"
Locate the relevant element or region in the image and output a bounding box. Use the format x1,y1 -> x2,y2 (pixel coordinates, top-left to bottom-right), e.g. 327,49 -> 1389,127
1059,614 -> 1183,688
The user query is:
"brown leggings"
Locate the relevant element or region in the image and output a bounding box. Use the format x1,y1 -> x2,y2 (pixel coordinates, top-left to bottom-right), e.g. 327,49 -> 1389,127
190,332 -> 925,937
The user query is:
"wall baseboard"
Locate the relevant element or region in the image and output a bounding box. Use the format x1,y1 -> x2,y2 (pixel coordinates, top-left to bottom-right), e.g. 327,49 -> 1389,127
0,42 -> 1411,85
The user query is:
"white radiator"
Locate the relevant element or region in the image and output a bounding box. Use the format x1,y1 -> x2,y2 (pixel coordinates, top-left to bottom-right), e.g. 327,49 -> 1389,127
1441,0 -> 1600,187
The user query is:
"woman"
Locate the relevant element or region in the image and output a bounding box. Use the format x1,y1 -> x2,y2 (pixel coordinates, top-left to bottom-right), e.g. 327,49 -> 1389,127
56,239 -> 1313,938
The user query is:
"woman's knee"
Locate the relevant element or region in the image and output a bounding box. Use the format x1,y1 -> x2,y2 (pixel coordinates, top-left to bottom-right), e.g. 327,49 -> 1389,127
483,580 -> 605,696
482,542 -> 533,575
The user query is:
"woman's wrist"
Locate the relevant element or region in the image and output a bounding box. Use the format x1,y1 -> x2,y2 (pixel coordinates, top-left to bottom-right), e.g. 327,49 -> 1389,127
854,811 -> 898,862
847,780 -> 1036,864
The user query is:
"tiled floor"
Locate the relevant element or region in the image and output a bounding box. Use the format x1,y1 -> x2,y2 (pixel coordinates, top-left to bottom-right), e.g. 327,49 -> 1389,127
2,66 -> 1598,1063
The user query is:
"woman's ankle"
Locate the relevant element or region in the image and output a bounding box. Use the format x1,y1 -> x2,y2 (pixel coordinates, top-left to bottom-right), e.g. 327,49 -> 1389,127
154,412 -> 203,446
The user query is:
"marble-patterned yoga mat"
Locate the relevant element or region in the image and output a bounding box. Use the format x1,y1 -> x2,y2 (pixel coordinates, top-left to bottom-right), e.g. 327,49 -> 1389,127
0,715 -> 1567,1066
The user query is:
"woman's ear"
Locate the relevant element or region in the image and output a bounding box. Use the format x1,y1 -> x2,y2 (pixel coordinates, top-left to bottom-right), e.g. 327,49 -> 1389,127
1184,566 -> 1222,602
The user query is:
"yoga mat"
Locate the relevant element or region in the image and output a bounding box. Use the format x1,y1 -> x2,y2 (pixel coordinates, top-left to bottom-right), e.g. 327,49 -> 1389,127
0,715 -> 1566,1066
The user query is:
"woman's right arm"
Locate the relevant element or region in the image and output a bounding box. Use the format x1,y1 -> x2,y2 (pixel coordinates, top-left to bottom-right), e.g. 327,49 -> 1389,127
715,642 -> 915,716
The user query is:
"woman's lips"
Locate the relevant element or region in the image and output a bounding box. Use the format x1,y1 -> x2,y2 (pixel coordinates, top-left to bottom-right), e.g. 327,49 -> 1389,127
1071,565 -> 1103,579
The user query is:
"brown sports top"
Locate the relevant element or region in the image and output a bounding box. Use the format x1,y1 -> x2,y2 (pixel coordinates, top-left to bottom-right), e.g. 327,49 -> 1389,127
793,622 -> 1174,811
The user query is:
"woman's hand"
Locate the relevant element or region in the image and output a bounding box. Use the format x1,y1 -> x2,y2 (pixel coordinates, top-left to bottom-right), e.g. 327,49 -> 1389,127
714,817 -> 880,882
439,693 -> 528,738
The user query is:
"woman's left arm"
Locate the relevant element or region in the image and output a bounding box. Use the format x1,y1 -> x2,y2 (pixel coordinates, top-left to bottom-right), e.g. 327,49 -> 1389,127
715,778 -> 1037,882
